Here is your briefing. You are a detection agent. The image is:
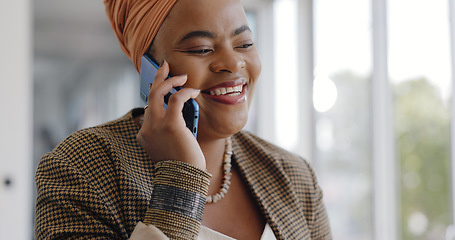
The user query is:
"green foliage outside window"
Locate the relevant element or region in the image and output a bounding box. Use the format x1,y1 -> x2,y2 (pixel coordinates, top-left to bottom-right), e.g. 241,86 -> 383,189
394,78 -> 451,240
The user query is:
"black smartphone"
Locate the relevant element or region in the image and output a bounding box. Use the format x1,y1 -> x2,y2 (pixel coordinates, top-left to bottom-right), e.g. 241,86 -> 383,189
140,54 -> 199,138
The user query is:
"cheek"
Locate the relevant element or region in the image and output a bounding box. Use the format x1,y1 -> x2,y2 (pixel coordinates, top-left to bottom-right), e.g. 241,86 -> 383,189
248,54 -> 262,83
185,71 -> 205,89
247,57 -> 261,87
168,59 -> 205,88
247,84 -> 256,108
247,57 -> 261,108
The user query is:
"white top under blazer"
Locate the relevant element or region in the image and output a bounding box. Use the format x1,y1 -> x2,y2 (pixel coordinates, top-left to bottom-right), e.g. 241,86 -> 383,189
130,222 -> 278,240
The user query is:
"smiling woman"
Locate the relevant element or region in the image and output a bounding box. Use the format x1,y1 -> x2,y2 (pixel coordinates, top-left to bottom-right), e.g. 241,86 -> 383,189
34,0 -> 332,239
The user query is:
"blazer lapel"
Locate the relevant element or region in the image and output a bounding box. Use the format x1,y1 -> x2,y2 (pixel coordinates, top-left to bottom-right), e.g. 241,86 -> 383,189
232,134 -> 310,239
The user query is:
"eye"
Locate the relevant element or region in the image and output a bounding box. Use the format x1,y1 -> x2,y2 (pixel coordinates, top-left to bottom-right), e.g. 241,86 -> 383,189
235,43 -> 254,49
184,48 -> 214,54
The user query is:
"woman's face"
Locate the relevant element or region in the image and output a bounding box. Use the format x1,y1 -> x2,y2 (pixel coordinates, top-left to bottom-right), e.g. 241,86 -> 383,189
150,0 -> 262,141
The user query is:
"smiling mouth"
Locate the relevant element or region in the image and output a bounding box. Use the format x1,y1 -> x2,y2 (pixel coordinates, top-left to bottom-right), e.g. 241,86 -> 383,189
201,83 -> 247,105
207,85 -> 244,96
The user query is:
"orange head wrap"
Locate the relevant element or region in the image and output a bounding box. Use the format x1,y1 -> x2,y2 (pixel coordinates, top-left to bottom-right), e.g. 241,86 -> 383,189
104,0 -> 178,73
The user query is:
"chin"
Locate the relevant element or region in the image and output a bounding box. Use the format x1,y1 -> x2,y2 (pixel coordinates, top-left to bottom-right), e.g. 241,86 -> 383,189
198,110 -> 249,140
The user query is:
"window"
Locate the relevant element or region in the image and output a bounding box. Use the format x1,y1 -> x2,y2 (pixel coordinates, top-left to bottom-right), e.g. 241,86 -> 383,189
271,0 -> 454,239
389,1 -> 452,239
313,0 -> 373,239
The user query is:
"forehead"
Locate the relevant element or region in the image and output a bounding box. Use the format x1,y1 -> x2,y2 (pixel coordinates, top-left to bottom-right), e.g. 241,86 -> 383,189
162,0 -> 248,35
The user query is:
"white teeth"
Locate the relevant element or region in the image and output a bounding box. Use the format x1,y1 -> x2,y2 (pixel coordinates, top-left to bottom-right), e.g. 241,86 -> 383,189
209,85 -> 244,96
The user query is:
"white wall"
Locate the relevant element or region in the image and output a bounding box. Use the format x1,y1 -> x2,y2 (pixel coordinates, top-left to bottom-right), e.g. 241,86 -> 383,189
0,0 -> 33,239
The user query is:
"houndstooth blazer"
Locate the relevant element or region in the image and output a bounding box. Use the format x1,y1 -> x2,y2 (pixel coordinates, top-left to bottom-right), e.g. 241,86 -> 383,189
35,108 -> 331,239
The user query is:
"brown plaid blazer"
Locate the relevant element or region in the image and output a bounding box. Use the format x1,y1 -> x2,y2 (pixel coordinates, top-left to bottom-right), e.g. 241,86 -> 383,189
35,108 -> 331,239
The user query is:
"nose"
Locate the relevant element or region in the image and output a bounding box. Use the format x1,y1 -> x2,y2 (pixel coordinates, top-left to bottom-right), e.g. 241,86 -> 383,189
209,48 -> 246,73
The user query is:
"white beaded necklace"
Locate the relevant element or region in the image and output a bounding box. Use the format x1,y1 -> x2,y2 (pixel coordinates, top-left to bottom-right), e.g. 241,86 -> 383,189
206,137 -> 232,204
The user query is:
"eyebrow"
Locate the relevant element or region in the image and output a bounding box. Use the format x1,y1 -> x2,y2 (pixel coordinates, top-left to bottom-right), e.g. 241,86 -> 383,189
179,31 -> 215,43
233,25 -> 251,36
178,25 -> 252,43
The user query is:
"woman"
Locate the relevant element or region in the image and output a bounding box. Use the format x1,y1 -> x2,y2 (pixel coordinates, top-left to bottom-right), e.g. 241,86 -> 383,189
35,0 -> 332,239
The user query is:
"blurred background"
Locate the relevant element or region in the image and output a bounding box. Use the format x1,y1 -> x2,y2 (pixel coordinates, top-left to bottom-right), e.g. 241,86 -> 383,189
1,0 -> 455,239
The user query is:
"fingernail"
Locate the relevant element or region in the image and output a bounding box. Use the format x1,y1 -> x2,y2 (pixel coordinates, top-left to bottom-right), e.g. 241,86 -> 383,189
193,89 -> 201,97
160,60 -> 166,67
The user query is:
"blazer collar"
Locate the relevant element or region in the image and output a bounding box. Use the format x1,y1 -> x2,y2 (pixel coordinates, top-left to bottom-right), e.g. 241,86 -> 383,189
231,133 -> 309,239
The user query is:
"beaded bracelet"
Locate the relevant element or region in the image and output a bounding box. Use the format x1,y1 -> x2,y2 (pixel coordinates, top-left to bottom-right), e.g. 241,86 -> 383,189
153,160 -> 211,193
144,160 -> 212,240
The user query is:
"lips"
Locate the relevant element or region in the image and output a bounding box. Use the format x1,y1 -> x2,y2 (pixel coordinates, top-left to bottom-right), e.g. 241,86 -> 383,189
202,80 -> 247,105
209,85 -> 243,96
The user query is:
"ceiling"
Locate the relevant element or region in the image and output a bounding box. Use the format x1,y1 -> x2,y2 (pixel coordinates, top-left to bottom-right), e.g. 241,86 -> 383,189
34,0 -> 126,62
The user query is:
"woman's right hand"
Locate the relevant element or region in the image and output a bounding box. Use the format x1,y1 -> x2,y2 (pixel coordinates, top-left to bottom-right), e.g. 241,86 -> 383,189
137,60 -> 206,170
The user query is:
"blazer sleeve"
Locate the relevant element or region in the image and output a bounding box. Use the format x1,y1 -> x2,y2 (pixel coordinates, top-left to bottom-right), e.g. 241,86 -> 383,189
35,153 -> 124,239
306,161 -> 332,240
36,154 -> 211,240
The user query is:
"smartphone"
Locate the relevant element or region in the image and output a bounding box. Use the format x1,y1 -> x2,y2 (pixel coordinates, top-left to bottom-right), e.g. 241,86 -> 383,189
140,54 -> 199,138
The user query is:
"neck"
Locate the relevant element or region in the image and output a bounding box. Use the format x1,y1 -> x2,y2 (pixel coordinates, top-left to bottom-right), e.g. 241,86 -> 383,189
198,138 -> 226,176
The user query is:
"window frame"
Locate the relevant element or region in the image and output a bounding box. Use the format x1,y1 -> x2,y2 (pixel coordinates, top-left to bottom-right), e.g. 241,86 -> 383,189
449,0 -> 455,237
371,0 -> 399,239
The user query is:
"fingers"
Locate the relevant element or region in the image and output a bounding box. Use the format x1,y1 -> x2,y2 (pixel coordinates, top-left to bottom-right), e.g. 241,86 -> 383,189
165,88 -> 200,122
144,60 -> 199,128
146,60 -> 187,113
151,60 -> 170,87
138,61 -> 204,168
148,74 -> 188,107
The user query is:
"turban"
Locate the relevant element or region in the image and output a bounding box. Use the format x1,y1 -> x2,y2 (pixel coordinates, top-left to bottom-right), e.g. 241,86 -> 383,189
104,0 -> 178,73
